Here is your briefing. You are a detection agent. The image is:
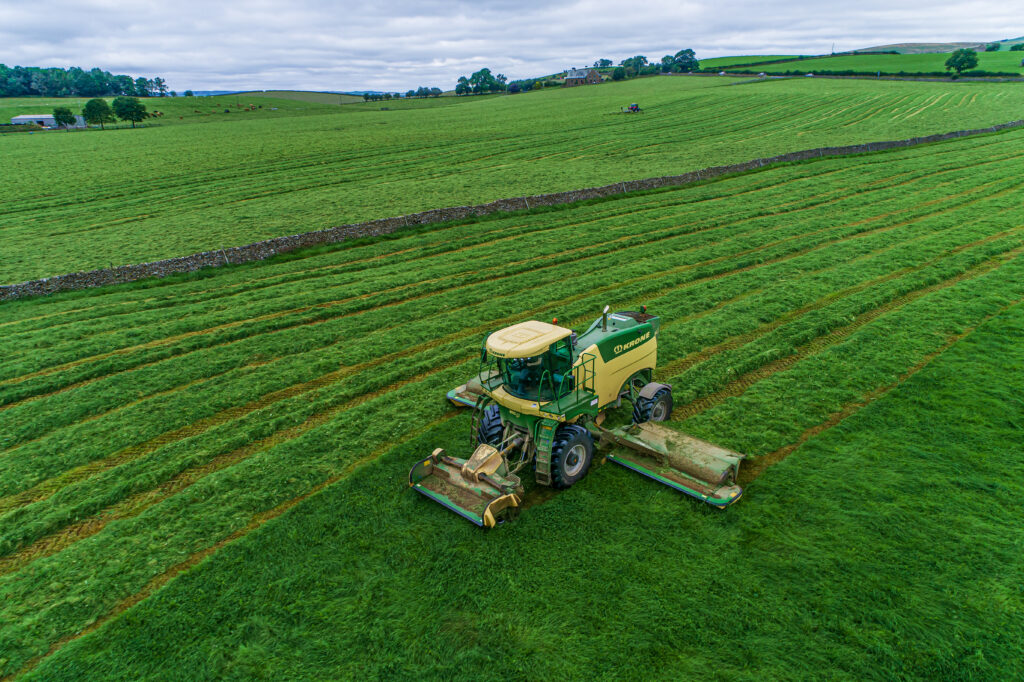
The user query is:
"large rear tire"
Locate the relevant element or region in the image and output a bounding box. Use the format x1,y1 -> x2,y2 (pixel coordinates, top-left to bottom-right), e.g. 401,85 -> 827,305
633,386 -> 673,423
477,404 -> 504,445
550,425 -> 594,489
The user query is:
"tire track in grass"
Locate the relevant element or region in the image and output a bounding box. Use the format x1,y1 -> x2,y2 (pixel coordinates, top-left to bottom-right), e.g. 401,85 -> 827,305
1,409 -> 459,682
672,240 -> 1024,424
739,298 -> 1023,484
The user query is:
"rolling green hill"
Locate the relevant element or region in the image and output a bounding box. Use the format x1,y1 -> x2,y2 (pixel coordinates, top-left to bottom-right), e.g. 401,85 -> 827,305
748,51 -> 1024,75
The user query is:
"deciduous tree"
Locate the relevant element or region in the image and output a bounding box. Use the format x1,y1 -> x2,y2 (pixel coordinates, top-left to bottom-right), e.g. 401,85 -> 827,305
945,49 -> 979,77
52,106 -> 76,130
82,98 -> 115,129
111,96 -> 149,128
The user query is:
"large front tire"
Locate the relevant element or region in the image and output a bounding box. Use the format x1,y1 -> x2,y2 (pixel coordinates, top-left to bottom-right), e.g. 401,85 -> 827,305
477,404 -> 504,445
633,386 -> 673,423
550,425 -> 594,489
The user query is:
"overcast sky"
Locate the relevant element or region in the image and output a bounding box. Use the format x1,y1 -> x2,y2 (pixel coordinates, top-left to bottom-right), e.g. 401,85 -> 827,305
1,0 -> 1018,92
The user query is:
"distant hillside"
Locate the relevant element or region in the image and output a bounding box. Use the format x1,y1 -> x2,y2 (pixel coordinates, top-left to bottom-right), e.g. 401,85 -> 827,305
239,90 -> 364,104
857,42 -> 985,54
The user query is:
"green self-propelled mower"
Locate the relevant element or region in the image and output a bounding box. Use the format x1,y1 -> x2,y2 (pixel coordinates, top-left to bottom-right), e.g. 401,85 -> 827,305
409,306 -> 745,527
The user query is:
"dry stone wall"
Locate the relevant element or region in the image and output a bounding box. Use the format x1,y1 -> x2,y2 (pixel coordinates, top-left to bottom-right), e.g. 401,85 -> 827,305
3,119 -> 1022,302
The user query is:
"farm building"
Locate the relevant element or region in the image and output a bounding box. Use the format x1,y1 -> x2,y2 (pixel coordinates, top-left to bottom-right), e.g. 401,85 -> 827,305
563,68 -> 602,86
10,114 -> 86,129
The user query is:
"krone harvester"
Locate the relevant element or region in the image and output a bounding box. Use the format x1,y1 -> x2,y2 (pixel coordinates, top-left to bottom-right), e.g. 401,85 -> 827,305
408,306 -> 745,527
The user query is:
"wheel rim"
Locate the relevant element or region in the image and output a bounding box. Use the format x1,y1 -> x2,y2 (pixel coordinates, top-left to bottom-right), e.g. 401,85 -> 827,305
564,443 -> 587,476
651,399 -> 668,421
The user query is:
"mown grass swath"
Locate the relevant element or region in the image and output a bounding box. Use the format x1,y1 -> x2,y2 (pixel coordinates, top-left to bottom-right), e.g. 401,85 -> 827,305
5,77 -> 1024,282
1,127 -> 1024,677
21,283 -> 1024,680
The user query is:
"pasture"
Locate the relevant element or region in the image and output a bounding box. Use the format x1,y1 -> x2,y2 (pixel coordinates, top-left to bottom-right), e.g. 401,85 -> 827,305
5,76 -> 1024,283
748,51 -> 1024,75
2,124 -> 1023,678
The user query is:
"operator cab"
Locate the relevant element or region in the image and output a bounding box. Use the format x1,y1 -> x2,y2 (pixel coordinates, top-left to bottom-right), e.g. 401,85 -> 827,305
485,321 -> 575,401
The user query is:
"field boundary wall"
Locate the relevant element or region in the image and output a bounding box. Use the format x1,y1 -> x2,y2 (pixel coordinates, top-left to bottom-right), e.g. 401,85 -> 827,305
3,119 -> 1023,301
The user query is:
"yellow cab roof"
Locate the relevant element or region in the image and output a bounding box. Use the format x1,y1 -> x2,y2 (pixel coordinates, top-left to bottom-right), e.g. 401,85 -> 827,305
486,321 -> 572,359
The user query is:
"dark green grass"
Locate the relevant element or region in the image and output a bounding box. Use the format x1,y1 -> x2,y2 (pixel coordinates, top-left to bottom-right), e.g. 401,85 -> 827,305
26,301 -> 1024,681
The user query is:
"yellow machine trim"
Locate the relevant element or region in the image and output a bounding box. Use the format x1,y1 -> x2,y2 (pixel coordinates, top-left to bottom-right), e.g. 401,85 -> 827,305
487,386 -> 566,421
486,321 -> 572,358
574,340 -> 657,408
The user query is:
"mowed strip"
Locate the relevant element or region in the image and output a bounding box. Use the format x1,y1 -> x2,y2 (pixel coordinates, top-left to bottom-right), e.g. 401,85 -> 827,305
2,130 -> 1024,675
5,78 -> 1024,281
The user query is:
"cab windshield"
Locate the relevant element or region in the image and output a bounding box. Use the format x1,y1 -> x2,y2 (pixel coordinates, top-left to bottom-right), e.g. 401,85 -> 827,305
497,340 -> 574,401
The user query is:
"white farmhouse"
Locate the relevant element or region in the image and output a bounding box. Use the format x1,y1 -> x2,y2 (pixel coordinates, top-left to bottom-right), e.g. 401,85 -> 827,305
11,114 -> 86,128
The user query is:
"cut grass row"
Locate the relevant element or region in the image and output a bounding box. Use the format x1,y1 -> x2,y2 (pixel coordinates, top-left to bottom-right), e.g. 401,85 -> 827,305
25,298 -> 1023,680
5,77 -> 1024,281
3,139 -> 1020,500
2,130 -> 1024,675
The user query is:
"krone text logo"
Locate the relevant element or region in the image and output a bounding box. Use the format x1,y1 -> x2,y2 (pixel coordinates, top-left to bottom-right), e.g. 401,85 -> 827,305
613,331 -> 651,355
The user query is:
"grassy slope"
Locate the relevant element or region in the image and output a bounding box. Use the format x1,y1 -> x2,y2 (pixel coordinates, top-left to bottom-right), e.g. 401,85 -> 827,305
699,55 -> 799,67
2,128 -> 1023,677
0,94 -> 345,127
5,77 -> 1024,282
754,51 -> 1024,74
241,90 -> 364,104
25,285 -> 1024,680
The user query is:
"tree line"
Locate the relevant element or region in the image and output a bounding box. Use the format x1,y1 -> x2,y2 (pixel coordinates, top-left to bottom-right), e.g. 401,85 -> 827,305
0,65 -> 168,98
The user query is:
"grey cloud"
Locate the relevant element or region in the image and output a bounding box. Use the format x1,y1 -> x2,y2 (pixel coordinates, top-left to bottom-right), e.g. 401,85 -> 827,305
0,0 -> 1016,91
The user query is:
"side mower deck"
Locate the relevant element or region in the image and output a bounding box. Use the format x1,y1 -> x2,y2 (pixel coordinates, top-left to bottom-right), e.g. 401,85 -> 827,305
596,422 -> 744,507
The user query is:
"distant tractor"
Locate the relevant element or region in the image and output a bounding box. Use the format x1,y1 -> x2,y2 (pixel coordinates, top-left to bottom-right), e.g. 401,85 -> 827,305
409,306 -> 746,528
620,103 -> 642,113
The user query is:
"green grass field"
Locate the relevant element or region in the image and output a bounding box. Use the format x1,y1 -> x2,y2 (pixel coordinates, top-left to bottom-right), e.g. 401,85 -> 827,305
747,51 -> 1024,75
2,124 -> 1023,678
241,90 -> 365,104
699,55 -> 799,68
5,76 -> 1024,283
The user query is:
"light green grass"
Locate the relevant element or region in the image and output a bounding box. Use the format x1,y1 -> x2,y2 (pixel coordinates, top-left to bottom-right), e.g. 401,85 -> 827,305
240,90 -> 364,104
19,219 -> 1024,680
699,55 -> 799,67
752,51 -> 1024,74
5,77 -> 1024,283
1,128 -> 1023,677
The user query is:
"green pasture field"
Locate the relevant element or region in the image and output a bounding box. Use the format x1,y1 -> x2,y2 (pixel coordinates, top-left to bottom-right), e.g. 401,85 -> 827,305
699,55 -> 799,67
0,93 -> 343,127
751,51 -> 1024,74
5,76 -> 1024,283
1,127 -> 1023,678
240,90 -> 365,104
